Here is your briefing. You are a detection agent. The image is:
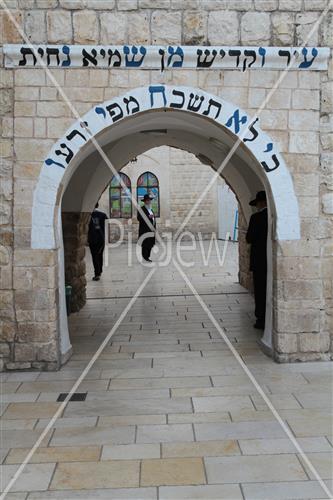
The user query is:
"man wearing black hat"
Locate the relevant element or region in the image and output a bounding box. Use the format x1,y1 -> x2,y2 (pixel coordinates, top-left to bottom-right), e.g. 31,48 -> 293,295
246,191 -> 268,329
137,194 -> 156,262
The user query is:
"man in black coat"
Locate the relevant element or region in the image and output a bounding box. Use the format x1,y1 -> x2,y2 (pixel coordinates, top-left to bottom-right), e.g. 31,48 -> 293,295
246,191 -> 268,329
137,194 -> 156,262
88,203 -> 108,281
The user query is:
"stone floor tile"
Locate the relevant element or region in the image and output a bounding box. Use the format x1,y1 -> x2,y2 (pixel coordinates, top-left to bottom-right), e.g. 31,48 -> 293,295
2,403 -> 62,420
1,382 -> 22,393
192,395 -> 254,413
1,463 -> 56,492
50,425 -> 135,446
141,458 -> 205,486
205,454 -> 307,483
162,439 -> 240,458
17,380 -> 109,394
63,397 -> 192,417
136,424 -> 194,443
298,452 -> 333,479
194,420 -> 285,440
251,393 -> 302,410
1,394 -> 40,403
241,480 -> 332,499
98,414 -> 166,426
239,437 -> 332,455
172,384 -> 260,398
167,411 -> 230,424
49,460 -> 140,490
286,415 -> 333,438
293,392 -> 333,409
28,488 -> 157,499
86,389 -> 171,401
1,419 -> 37,430
108,376 -> 211,390
2,430 -> 50,449
35,416 -> 98,429
101,443 -> 160,460
5,445 -> 101,464
159,484 -> 243,499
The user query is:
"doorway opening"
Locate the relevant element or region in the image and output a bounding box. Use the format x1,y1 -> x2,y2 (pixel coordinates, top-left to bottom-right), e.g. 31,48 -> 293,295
31,86 -> 300,366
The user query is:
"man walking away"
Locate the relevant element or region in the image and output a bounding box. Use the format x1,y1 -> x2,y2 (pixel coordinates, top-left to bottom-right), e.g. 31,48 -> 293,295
137,194 -> 156,262
88,203 -> 107,281
246,191 -> 268,330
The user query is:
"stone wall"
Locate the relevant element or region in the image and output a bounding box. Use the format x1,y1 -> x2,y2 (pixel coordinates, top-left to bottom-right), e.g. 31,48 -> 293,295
62,212 -> 90,313
238,208 -> 252,292
0,0 -> 332,369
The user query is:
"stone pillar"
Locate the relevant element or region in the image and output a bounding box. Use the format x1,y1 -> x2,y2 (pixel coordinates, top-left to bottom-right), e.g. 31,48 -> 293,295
0,67 -> 15,371
238,208 -> 252,291
62,212 -> 90,313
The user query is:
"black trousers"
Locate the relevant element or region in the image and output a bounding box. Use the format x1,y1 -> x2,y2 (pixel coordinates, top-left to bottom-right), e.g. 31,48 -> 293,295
89,243 -> 104,276
141,238 -> 154,261
253,268 -> 267,325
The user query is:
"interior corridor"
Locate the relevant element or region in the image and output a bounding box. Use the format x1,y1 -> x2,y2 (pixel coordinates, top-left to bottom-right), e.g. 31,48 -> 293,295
1,242 -> 332,499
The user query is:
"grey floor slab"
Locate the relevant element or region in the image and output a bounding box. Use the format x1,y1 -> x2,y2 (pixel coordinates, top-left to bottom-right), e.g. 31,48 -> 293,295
194,420 -> 286,440
159,484 -> 243,499
241,480 -> 333,500
136,424 -> 194,443
27,488 -> 157,499
205,454 -> 308,483
63,397 -> 193,417
49,425 -> 136,446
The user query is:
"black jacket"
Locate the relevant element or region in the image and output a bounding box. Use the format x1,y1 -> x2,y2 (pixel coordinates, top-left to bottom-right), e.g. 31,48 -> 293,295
137,206 -> 156,242
246,208 -> 268,272
88,209 -> 107,246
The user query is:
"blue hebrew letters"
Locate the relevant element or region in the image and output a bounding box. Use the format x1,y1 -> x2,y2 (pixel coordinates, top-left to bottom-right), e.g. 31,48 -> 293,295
225,109 -> 247,134
148,85 -> 167,107
45,158 -> 65,169
298,47 -> 318,69
167,46 -> 184,68
95,107 -> 106,118
124,45 -> 146,67
61,45 -> 71,67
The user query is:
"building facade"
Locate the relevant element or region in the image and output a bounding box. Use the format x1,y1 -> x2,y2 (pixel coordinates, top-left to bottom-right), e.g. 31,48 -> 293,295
0,0 -> 332,370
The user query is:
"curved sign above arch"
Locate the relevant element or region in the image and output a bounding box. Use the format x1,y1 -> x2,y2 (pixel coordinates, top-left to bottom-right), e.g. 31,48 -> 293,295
31,85 -> 300,249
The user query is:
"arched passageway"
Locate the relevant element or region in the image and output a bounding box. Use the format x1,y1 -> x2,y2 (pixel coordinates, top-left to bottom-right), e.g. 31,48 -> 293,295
31,85 -> 300,366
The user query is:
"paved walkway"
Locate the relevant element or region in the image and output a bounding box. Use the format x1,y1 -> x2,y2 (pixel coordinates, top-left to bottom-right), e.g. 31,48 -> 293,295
1,242 -> 332,499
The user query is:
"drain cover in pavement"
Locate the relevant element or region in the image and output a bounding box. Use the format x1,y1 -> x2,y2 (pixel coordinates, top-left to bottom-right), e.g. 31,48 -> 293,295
57,392 -> 87,402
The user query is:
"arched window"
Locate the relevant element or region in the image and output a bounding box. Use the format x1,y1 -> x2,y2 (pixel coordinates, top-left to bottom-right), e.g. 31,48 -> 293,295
109,173 -> 132,218
137,171 -> 160,217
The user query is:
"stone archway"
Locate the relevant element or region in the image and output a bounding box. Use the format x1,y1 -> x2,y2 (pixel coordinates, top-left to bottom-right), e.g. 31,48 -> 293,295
30,85 -> 301,366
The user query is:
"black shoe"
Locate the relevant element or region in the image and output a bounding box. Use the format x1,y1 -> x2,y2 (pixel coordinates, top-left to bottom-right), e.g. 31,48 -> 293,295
143,258 -> 152,262
92,275 -> 100,281
253,321 -> 264,330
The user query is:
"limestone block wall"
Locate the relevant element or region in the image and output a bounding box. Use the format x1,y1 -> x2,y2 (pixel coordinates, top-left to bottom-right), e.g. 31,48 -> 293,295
62,212 -> 90,313
0,0 -> 332,369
